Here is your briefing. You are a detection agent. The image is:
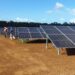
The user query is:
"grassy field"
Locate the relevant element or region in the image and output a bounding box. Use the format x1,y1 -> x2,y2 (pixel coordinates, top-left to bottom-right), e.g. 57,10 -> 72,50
0,36 -> 75,75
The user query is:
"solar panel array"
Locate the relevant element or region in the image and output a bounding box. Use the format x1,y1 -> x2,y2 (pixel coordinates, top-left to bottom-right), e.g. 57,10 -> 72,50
15,27 -> 46,39
0,26 -> 75,48
56,26 -> 75,43
41,26 -> 75,48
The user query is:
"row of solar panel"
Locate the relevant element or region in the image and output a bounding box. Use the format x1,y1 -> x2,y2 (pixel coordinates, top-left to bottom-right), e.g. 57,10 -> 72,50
13,26 -> 75,48
15,27 -> 46,39
0,27 -> 46,39
41,26 -> 75,48
0,26 -> 75,48
18,33 -> 46,39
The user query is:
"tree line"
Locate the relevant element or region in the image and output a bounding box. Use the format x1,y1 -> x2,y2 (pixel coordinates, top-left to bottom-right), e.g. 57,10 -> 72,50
0,21 -> 75,27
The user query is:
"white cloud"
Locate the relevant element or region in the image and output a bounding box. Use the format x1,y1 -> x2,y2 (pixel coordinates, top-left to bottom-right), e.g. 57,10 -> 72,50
55,2 -> 64,10
70,18 -> 75,23
46,10 -> 52,15
15,17 -> 34,22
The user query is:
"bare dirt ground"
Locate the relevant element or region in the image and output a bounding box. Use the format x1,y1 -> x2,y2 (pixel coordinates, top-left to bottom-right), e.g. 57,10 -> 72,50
0,36 -> 75,75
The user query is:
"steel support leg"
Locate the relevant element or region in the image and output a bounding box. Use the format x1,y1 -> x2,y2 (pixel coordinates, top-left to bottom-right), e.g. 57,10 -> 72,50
46,38 -> 48,49
57,48 -> 60,55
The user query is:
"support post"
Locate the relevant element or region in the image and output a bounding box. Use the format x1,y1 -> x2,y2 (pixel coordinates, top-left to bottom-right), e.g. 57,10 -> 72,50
57,48 -> 60,55
46,38 -> 48,49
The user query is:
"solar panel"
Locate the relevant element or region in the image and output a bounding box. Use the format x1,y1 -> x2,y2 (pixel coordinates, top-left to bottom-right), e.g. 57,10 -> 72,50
45,30 -> 61,35
41,26 -> 56,30
48,35 -> 69,41
59,29 -> 75,35
16,27 -> 46,39
41,33 -> 46,38
16,27 -> 28,33
1,26 -> 75,48
56,26 -> 75,44
39,28 -> 47,38
56,26 -> 69,30
70,26 -> 75,30
28,27 -> 39,33
56,26 -> 75,35
52,41 -> 75,48
30,33 -> 43,38
41,25 -> 75,48
19,33 -> 30,39
66,35 -> 75,42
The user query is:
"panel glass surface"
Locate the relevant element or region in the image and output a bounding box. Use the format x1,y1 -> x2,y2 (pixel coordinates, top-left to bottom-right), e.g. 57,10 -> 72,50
19,33 -> 30,38
53,41 -> 75,48
31,33 -> 43,38
41,25 -> 75,48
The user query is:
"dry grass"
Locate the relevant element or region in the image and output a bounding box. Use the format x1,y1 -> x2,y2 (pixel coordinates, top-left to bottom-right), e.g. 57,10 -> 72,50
0,36 -> 75,75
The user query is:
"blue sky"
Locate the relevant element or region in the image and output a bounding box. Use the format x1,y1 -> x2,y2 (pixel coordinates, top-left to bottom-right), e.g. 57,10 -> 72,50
0,0 -> 75,23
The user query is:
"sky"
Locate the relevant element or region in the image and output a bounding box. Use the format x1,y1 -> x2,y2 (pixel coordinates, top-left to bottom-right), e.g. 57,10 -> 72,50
0,0 -> 75,23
